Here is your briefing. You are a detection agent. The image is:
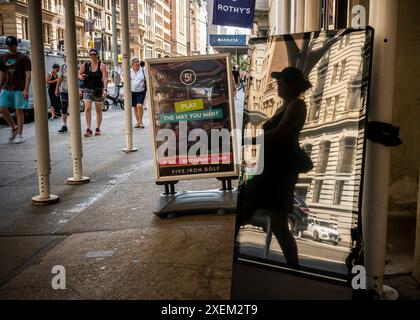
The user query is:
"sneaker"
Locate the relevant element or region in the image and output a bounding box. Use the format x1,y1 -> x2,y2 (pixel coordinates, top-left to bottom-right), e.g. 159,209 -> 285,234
13,134 -> 25,144
8,127 -> 18,142
58,125 -> 68,133
84,128 -> 93,137
95,128 -> 101,136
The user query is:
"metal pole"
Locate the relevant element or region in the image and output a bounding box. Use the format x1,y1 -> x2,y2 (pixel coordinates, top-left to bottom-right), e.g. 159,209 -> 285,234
283,0 -> 292,34
28,0 -> 59,205
362,0 -> 399,299
111,0 -> 120,85
121,0 -> 137,153
304,0 -> 321,32
414,168 -> 420,283
335,0 -> 349,29
296,0 -> 306,32
64,0 -> 90,185
187,0 -> 191,55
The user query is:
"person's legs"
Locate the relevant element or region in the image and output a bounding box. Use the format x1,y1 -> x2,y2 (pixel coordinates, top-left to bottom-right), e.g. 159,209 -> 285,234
15,109 -> 25,135
0,107 -> 16,129
95,102 -> 103,130
136,104 -> 144,127
270,212 -> 299,268
50,105 -> 55,119
84,100 -> 93,135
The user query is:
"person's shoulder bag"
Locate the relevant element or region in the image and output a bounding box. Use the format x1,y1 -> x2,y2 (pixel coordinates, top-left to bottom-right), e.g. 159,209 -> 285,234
141,67 -> 147,92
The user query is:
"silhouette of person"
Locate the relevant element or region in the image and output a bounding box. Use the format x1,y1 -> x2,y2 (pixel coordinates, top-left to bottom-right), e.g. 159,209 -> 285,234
237,67 -> 312,269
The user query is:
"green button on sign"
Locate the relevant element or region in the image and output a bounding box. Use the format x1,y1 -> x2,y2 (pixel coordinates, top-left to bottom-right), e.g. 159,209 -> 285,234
174,99 -> 204,113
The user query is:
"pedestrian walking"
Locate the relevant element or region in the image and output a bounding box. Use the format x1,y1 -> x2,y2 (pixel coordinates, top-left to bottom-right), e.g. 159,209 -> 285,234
0,35 -> 31,144
55,58 -> 69,133
130,58 -> 147,129
46,63 -> 61,119
78,48 -> 108,137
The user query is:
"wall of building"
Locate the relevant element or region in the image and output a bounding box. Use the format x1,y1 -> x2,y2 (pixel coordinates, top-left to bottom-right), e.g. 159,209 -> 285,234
389,0 -> 420,210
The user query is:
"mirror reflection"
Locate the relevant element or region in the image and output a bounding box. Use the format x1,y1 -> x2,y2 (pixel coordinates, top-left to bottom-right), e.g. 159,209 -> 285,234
235,29 -> 373,278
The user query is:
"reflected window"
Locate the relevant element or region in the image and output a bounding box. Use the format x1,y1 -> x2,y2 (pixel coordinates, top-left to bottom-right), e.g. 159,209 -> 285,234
316,141 -> 331,174
337,137 -> 357,173
331,63 -> 339,85
313,180 -> 323,203
339,59 -> 347,82
310,99 -> 322,121
346,85 -> 362,110
303,144 -> 313,158
333,180 -> 345,205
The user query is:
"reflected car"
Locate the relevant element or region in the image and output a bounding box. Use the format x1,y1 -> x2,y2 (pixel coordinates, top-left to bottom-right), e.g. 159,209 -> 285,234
242,195 -> 310,235
303,217 -> 341,246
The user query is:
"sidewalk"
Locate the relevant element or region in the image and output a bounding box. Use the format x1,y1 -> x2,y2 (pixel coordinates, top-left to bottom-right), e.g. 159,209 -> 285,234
0,102 -> 239,299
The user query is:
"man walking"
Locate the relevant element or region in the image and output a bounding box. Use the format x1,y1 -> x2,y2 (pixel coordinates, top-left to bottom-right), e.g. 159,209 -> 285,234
78,48 -> 108,137
0,35 -> 31,144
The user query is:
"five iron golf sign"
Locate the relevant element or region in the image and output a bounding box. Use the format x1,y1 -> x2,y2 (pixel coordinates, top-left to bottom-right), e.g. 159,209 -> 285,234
146,54 -> 239,182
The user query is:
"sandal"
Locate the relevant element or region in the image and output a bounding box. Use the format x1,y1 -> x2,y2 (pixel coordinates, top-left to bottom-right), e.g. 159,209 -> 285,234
139,123 -> 145,129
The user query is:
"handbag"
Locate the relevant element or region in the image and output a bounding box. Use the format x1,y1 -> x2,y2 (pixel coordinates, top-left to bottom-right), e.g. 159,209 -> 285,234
141,67 -> 147,92
294,147 -> 314,173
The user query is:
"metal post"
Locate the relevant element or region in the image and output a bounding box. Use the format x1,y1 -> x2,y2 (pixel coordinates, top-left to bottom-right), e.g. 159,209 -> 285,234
111,0 -> 120,85
28,0 -> 59,205
101,29 -> 105,62
121,0 -> 137,153
64,0 -> 90,185
335,0 -> 349,29
414,168 -> 420,283
187,0 -> 192,56
304,0 -> 321,32
283,0 -> 292,34
296,0 -> 306,32
362,0 -> 399,299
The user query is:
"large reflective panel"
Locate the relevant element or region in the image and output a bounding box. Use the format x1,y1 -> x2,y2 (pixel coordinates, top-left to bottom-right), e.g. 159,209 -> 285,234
235,29 -> 374,281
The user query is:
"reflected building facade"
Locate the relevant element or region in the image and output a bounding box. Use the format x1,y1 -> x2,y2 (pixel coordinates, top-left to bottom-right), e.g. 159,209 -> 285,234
243,30 -> 372,244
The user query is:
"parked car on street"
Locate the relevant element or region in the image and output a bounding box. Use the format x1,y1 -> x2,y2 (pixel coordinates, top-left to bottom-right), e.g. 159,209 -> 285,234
242,194 -> 310,235
302,217 -> 341,246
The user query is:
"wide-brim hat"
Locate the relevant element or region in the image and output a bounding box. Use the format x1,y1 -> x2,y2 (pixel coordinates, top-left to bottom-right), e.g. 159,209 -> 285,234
271,66 -> 312,92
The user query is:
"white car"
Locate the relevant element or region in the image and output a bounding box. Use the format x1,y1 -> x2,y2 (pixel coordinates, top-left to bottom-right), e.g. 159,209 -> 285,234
303,217 -> 341,246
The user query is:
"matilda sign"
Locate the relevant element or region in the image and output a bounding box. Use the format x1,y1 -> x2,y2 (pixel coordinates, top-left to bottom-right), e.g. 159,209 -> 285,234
212,0 -> 256,29
146,54 -> 239,182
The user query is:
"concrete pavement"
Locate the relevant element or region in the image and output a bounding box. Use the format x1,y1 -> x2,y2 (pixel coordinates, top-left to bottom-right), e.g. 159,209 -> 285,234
0,92 -> 245,299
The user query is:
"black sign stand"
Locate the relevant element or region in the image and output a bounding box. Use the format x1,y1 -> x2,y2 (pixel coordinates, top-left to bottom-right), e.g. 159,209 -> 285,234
153,177 -> 238,218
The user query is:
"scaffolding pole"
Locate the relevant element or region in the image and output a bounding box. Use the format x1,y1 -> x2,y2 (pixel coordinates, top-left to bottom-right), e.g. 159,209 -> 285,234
28,0 -> 59,205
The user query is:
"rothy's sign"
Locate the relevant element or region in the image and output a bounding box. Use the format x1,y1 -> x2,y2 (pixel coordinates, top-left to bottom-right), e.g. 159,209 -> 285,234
212,0 -> 256,29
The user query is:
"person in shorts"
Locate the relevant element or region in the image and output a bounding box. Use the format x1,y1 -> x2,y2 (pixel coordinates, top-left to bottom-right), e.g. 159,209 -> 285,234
130,58 -> 147,128
55,58 -> 69,133
78,48 -> 108,137
46,63 -> 61,119
0,35 -> 31,144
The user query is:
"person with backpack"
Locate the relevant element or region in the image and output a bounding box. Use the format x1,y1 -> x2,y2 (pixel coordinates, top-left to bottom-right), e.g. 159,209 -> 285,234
78,48 -> 108,137
55,57 -> 69,133
0,35 -> 31,144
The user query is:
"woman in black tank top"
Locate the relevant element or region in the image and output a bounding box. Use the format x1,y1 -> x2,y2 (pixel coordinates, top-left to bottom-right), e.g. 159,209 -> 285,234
46,64 -> 61,119
238,67 -> 312,269
79,48 -> 108,137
